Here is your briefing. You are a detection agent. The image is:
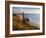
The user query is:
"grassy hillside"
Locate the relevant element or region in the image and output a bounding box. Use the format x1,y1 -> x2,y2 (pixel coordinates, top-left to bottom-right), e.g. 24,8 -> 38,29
13,15 -> 40,30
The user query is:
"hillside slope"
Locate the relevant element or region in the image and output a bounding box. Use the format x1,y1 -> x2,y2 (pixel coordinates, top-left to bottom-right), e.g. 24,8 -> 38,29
13,16 -> 39,30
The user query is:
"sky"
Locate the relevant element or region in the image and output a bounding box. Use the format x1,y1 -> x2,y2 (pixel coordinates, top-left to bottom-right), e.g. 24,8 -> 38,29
13,7 -> 40,14
13,7 -> 40,10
